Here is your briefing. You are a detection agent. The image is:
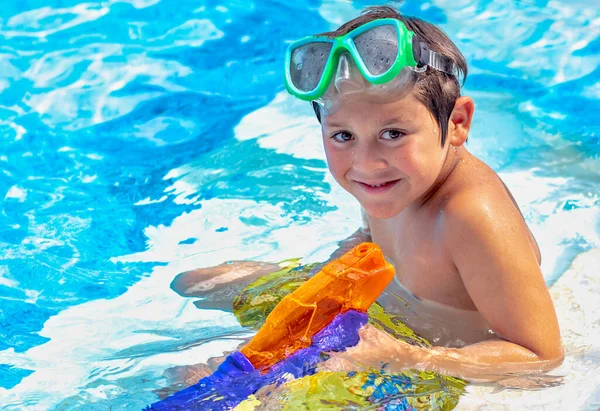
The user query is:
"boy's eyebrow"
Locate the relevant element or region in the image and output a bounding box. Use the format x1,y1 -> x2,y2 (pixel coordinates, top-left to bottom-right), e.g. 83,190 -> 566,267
323,120 -> 346,128
379,116 -> 414,127
325,117 -> 413,129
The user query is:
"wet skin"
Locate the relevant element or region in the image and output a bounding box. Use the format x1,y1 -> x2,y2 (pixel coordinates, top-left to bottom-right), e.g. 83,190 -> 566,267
171,260 -> 281,311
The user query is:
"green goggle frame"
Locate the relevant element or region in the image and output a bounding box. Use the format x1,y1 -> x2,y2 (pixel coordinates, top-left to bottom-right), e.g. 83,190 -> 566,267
284,18 -> 456,101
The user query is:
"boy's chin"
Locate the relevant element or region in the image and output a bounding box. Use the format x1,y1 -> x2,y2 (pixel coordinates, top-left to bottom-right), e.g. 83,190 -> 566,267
361,203 -> 403,220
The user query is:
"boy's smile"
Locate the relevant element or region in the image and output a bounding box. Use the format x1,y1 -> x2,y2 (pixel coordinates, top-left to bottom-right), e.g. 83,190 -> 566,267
356,179 -> 401,193
321,93 -> 454,219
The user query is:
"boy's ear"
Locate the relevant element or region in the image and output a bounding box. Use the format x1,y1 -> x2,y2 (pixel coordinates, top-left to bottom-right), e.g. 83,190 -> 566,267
448,96 -> 474,146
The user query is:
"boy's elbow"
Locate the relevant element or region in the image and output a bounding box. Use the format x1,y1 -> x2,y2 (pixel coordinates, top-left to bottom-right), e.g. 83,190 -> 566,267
536,341 -> 564,371
549,344 -> 565,368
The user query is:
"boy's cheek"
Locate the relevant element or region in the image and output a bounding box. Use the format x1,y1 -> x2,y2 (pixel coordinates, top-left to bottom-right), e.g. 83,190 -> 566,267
324,151 -> 349,178
398,152 -> 439,180
327,164 -> 351,189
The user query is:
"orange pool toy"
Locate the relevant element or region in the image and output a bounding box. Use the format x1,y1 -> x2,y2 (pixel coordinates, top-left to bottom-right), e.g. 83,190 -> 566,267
240,242 -> 395,370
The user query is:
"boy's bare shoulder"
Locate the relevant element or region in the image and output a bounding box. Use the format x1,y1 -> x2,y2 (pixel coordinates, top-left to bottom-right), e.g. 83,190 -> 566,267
440,154 -> 535,253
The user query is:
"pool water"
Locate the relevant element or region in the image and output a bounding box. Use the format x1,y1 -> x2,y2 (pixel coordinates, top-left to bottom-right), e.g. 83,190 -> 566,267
0,0 -> 599,409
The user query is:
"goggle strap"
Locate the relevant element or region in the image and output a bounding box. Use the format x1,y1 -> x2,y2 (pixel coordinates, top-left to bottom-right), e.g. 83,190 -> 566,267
412,38 -> 459,78
428,49 -> 459,77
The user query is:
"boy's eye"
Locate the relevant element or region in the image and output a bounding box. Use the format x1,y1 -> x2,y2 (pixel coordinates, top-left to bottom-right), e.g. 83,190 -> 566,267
381,129 -> 405,140
331,131 -> 353,142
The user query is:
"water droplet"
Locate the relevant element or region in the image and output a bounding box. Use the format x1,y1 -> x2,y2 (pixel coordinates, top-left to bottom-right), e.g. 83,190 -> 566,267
296,63 -> 303,70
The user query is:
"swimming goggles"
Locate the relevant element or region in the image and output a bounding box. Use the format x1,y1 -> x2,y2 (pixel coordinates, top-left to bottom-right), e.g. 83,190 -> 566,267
284,18 -> 458,114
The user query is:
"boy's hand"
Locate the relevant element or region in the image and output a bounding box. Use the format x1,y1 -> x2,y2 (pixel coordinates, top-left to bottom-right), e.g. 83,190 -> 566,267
319,324 -> 420,372
171,261 -> 281,297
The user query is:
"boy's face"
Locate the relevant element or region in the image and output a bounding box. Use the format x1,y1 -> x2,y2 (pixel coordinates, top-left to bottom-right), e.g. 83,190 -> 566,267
321,93 -> 453,219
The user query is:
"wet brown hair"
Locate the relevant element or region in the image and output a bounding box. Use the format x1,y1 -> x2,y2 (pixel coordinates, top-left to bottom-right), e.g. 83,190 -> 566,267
312,6 -> 468,146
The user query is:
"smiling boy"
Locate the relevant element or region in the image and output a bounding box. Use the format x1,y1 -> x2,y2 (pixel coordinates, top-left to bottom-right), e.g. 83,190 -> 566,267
174,6 -> 563,381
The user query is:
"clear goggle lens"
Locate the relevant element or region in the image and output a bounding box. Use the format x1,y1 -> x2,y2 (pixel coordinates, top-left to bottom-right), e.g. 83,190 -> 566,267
352,24 -> 399,76
289,43 -> 333,93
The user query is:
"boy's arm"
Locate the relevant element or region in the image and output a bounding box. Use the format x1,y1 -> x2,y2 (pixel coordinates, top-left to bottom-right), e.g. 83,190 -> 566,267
172,211 -> 371,297
444,189 -> 563,367
171,260 -> 283,297
325,193 -> 562,381
387,191 -> 562,380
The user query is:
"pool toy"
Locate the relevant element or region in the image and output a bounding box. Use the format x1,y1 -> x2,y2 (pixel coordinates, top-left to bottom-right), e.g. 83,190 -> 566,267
148,242 -> 395,410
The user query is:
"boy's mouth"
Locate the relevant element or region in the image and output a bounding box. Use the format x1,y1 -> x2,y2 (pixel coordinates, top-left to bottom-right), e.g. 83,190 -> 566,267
356,179 -> 400,194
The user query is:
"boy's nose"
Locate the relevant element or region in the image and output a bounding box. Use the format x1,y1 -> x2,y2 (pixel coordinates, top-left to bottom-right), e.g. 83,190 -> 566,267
352,142 -> 387,173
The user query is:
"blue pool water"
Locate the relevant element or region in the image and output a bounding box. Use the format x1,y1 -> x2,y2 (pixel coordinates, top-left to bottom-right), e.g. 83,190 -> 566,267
0,0 -> 599,409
